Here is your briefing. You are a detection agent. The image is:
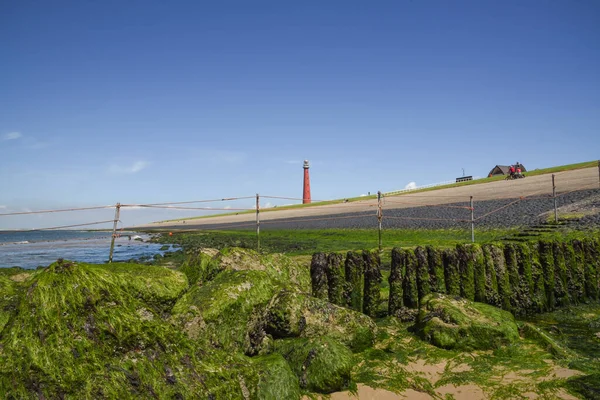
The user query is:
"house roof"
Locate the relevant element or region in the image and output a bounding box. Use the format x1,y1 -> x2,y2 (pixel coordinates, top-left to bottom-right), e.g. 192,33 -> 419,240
488,164 -> 527,176
492,165 -> 511,175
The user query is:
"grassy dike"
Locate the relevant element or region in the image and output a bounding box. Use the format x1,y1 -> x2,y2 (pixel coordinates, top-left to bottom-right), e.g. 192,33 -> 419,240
158,160 -> 598,223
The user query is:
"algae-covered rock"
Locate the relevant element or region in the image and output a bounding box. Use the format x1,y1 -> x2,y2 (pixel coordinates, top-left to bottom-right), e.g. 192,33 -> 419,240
171,269 -> 281,353
178,250 -> 220,286
0,260 -> 264,399
93,262 -> 188,313
172,249 -> 312,354
0,275 -> 17,332
213,247 -> 311,292
414,293 -> 519,351
254,353 -> 301,400
265,290 -> 376,352
274,336 -> 353,393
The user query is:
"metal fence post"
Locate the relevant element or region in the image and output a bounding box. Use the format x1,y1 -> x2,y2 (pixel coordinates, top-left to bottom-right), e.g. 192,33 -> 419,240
377,191 -> 383,251
470,196 -> 474,243
108,202 -> 121,263
256,193 -> 260,251
552,174 -> 558,223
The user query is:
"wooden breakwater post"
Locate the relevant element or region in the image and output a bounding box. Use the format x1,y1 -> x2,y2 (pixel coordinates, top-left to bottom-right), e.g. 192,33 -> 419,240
583,238 -> 599,300
443,248 -> 460,297
326,253 -> 345,306
456,244 -> 476,301
413,246 -> 430,305
388,248 -> 404,315
363,250 -> 382,318
403,249 -> 419,308
108,202 -> 121,263
426,246 -> 446,294
310,252 -> 328,299
481,244 -> 501,307
309,234 -> 600,318
345,251 -> 364,312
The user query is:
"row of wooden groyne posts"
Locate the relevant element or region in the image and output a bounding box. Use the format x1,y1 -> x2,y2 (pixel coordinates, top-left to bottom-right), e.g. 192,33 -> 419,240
309,236 -> 600,317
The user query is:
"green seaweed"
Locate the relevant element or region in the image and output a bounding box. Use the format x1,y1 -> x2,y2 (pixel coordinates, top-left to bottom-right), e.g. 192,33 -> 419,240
274,336 -> 354,394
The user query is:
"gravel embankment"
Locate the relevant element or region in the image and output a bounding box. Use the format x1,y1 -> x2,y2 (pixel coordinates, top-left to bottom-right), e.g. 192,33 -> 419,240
178,189 -> 600,231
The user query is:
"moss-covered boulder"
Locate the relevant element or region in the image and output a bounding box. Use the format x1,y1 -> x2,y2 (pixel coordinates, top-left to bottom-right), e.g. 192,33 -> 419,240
253,353 -> 301,400
414,293 -> 520,351
213,247 -> 311,292
0,260 -> 268,399
92,262 -> 188,313
171,269 -> 281,354
273,336 -> 353,393
178,250 -> 219,286
265,290 -> 376,352
0,275 -> 17,332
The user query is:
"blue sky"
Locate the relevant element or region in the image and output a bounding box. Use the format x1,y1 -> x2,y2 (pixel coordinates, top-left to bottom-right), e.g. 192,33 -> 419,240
1,0 -> 599,229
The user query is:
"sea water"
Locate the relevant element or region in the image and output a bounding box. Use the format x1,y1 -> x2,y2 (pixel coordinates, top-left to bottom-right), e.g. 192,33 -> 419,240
0,230 -> 174,269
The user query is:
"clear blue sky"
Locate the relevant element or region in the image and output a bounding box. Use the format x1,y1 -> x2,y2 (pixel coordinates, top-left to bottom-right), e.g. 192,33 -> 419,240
1,0 -> 599,229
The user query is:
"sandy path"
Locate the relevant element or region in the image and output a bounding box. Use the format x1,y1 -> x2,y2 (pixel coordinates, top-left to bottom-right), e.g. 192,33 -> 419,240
136,167 -> 599,230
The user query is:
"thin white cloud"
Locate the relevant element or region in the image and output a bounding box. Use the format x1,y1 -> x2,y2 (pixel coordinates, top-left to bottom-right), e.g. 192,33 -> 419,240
224,205 -> 232,209
2,132 -> 22,141
404,182 -> 417,190
109,161 -> 149,174
0,205 -> 6,209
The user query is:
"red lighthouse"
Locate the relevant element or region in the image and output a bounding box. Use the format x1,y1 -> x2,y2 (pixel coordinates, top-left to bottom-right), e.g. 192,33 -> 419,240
303,160 -> 311,204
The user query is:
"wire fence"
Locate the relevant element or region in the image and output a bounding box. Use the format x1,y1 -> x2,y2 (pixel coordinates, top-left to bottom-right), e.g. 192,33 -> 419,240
2,166 -> 600,261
